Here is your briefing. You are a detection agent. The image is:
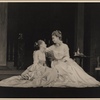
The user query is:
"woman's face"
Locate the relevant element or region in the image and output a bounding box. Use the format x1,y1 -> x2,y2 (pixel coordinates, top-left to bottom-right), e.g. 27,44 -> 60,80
40,41 -> 47,49
52,35 -> 59,44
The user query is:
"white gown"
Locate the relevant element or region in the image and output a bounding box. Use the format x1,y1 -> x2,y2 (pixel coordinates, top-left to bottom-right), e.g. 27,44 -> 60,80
46,42 -> 100,87
0,50 -> 58,87
0,43 -> 99,88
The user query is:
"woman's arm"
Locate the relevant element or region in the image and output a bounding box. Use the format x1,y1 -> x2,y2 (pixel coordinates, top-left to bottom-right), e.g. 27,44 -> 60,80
33,51 -> 39,65
29,51 -> 39,70
46,45 -> 54,52
62,44 -> 70,62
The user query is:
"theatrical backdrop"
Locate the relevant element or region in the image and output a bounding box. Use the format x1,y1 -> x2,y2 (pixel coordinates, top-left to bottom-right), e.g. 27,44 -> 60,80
0,3 -> 100,77
1,2 -> 100,98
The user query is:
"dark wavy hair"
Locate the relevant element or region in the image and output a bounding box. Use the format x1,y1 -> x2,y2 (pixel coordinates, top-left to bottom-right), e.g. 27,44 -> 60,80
34,40 -> 44,50
52,30 -> 62,40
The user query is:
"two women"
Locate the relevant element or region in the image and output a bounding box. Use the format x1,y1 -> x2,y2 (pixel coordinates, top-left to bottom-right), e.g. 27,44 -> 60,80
0,30 -> 99,88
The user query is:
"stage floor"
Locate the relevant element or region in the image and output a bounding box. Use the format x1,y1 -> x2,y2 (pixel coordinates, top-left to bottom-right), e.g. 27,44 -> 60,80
0,68 -> 99,98
0,69 -> 24,80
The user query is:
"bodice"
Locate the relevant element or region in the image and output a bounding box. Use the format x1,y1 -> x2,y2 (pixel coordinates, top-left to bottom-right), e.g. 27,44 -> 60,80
53,50 -> 65,60
46,42 -> 70,61
38,52 -> 46,61
54,44 -> 68,59
33,50 -> 46,66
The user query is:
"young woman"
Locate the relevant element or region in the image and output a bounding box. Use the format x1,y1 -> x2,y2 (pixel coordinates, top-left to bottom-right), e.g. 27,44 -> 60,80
46,30 -> 100,87
0,40 -> 58,87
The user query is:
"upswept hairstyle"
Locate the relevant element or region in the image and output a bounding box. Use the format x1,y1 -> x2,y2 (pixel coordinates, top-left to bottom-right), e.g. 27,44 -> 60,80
52,30 -> 62,40
34,40 -> 44,50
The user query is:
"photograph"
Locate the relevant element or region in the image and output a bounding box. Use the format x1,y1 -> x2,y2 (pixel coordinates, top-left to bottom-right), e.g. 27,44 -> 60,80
0,2 -> 100,98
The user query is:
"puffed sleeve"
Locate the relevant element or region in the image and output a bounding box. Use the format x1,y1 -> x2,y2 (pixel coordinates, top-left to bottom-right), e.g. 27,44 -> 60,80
62,44 -> 70,61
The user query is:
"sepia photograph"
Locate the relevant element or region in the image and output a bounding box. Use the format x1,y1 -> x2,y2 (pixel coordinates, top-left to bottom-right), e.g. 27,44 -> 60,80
0,2 -> 100,98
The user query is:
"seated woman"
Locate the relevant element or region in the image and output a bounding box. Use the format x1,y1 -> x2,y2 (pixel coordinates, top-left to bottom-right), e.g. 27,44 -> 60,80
21,40 -> 48,80
45,30 -> 100,88
0,40 -> 58,87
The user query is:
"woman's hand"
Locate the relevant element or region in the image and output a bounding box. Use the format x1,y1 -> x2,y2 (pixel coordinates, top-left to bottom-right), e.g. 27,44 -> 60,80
21,74 -> 29,80
29,76 -> 34,81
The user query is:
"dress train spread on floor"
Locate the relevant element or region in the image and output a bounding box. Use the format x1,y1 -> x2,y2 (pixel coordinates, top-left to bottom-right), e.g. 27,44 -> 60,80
0,43 -> 99,88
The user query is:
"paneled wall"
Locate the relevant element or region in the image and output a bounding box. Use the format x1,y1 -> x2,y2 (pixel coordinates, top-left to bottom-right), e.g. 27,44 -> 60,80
75,3 -> 84,53
0,3 -> 7,66
84,3 -> 100,76
7,4 -> 19,67
89,4 -> 100,75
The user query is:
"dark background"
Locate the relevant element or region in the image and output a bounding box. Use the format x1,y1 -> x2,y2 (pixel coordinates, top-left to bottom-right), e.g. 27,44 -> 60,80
7,3 -> 77,68
7,3 -> 100,76
0,2 -> 100,98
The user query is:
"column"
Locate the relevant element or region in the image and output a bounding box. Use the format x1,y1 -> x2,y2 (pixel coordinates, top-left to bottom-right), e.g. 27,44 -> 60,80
75,3 -> 84,53
74,4 -> 84,67
0,3 -> 7,66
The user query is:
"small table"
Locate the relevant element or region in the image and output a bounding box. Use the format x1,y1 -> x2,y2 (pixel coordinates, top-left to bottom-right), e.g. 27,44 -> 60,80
95,67 -> 100,81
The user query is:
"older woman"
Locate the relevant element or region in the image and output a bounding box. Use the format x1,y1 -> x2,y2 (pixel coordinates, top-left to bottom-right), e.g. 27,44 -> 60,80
46,30 -> 100,87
